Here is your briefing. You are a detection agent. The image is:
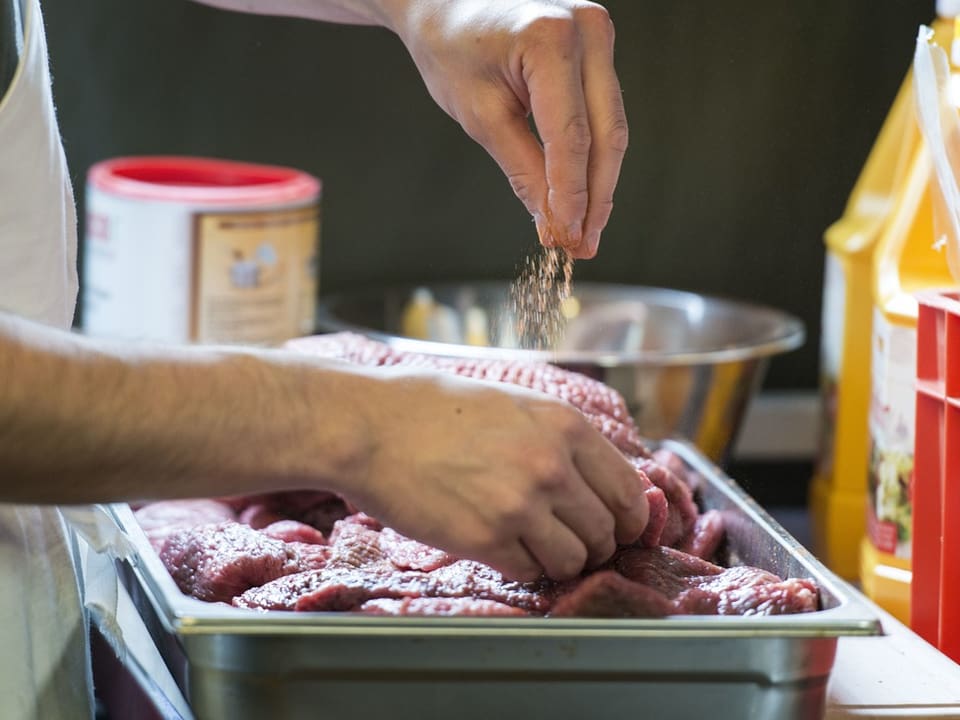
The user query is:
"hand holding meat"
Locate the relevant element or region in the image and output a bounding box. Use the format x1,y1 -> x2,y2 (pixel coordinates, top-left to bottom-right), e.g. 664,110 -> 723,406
136,335 -> 820,618
341,368 -> 649,581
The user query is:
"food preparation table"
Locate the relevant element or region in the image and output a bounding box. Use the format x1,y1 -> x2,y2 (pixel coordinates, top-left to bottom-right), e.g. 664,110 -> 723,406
826,601 -> 960,718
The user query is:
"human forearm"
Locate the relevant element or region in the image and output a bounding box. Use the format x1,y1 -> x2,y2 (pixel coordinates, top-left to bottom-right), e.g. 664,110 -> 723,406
0,313 -> 371,504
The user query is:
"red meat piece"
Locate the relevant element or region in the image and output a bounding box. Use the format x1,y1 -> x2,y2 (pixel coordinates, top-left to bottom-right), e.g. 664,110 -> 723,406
285,333 -> 651,459
238,504 -> 286,530
241,491 -> 353,535
378,527 -> 455,572
614,546 -> 820,615
261,520 -> 328,546
159,522 -> 301,603
550,571 -> 672,618
677,509 -> 725,561
632,457 -> 699,548
234,559 -> 554,614
135,500 -> 236,553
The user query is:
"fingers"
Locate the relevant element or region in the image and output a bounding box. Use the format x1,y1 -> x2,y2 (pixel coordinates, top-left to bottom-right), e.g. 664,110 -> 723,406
520,514 -> 589,581
524,28 -> 591,255
516,5 -> 626,258
577,5 -> 628,258
574,435 -> 650,546
483,540 -> 544,583
463,108 -> 549,232
550,473 -> 618,568
475,440 -> 638,582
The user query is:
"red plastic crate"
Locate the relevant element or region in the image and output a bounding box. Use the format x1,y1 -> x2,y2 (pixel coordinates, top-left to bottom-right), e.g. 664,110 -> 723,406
912,290 -> 960,662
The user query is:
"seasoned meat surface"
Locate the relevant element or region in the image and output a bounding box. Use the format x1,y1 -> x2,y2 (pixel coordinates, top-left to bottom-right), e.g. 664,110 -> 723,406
286,333 -> 650,459
159,522 -> 301,603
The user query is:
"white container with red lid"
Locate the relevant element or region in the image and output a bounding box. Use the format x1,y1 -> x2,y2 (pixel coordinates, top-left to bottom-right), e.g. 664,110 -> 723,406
82,156 -> 321,346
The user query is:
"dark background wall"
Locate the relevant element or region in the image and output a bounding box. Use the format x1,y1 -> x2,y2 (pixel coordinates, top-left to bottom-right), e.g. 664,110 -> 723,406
42,0 -> 933,390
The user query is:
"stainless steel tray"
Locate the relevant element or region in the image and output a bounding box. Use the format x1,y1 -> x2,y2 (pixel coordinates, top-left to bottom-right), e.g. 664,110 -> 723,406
110,440 -> 881,720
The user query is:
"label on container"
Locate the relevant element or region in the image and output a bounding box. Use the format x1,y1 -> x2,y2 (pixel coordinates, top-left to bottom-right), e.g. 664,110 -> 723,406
867,309 -> 916,558
192,206 -> 319,345
816,251 -> 846,479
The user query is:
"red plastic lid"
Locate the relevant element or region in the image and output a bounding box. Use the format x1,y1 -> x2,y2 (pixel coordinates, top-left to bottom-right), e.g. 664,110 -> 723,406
88,156 -> 321,207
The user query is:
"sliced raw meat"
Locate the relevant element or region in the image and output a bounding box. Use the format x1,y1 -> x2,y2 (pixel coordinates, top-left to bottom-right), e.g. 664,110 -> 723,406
692,567 -> 820,616
285,333 -> 650,458
550,571 -> 672,618
234,559 -> 554,614
614,546 -> 723,598
635,469 -> 668,547
614,546 -> 820,616
677,510 -> 725,561
134,500 -> 236,552
379,527 -> 455,572
261,520 -> 328,546
227,490 -> 352,535
632,457 -> 699,547
286,542 -> 331,571
159,522 -> 301,603
326,518 -> 389,568
651,448 -> 704,495
238,504 -> 285,530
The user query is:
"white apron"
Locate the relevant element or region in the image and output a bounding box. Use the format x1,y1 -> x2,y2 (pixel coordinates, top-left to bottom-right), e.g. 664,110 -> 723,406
0,0 -> 92,716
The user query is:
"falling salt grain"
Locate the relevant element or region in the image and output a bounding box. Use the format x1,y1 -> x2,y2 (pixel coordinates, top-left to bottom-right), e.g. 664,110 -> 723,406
510,245 -> 575,350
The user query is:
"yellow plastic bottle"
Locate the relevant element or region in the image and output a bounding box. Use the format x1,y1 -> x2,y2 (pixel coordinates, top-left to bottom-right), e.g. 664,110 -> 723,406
859,20 -> 960,621
810,10 -> 953,581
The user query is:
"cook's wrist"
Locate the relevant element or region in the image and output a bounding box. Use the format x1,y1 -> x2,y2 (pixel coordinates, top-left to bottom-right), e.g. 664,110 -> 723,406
281,356 -> 382,496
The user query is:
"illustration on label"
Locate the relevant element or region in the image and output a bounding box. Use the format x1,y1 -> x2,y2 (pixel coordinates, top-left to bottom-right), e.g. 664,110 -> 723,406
192,206 -> 319,345
867,310 -> 916,558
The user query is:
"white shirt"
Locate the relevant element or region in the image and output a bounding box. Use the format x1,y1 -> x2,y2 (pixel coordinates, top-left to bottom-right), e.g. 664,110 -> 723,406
0,0 -> 93,716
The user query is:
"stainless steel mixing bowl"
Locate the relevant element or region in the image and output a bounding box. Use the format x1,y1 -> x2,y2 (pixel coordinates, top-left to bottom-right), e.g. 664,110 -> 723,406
315,282 -> 805,463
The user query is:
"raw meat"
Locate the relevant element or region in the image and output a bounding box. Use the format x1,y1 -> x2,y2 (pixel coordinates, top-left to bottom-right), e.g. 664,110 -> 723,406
236,490 -> 352,536
677,510 -> 725,561
632,457 -> 699,548
615,546 -> 819,616
159,522 -> 310,603
234,559 -> 554,614
260,520 -> 328,546
549,571 -> 673,618
378,527 -> 455,572
134,499 -> 236,552
286,333 -> 650,459
232,529 -> 818,618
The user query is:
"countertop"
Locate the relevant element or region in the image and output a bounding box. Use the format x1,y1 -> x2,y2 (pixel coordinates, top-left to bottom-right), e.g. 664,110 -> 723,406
764,508 -> 960,718
826,602 -> 960,718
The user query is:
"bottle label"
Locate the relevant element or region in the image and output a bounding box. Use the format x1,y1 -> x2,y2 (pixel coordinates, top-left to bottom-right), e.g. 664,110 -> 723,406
867,309 -> 916,558
192,206 -> 319,345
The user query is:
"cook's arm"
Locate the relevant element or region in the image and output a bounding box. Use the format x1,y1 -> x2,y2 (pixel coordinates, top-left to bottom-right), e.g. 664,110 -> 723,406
0,313 -> 647,580
193,0 -> 628,259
